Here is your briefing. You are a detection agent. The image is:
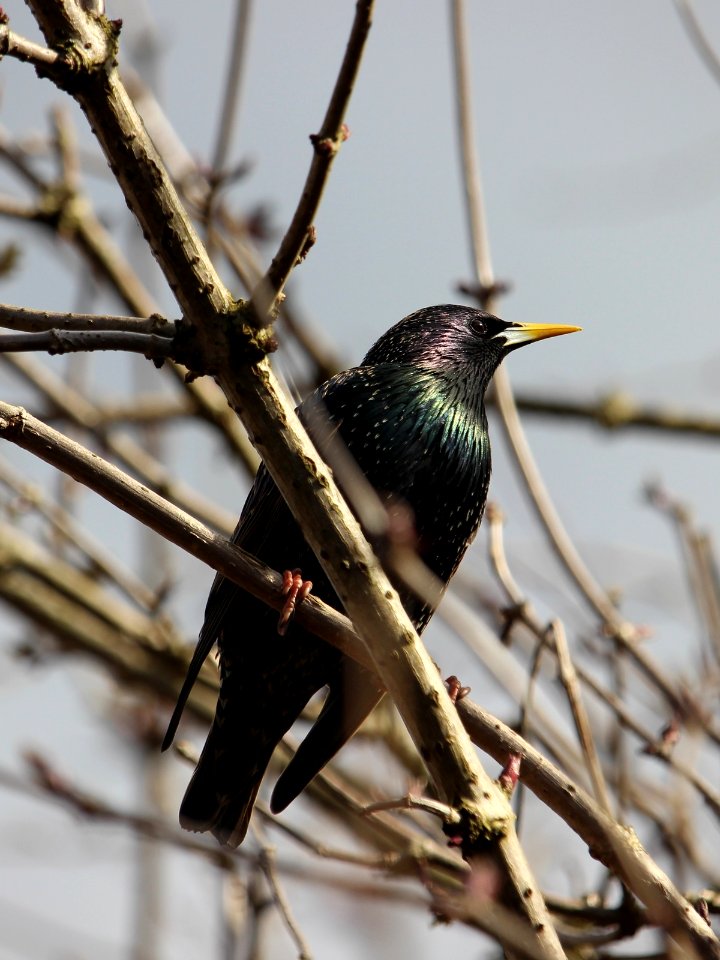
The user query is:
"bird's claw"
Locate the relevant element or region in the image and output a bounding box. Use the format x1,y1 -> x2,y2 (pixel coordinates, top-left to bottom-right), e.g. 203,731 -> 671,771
445,675 -> 471,705
278,568 -> 313,636
498,753 -> 522,795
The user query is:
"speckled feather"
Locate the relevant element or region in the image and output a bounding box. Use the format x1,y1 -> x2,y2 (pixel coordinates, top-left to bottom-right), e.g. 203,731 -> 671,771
170,305 -> 518,847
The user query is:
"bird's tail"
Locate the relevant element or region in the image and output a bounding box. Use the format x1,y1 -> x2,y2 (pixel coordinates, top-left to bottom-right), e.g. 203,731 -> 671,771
178,659 -> 319,847
179,657 -> 382,847
271,658 -> 383,814
179,723 -> 273,847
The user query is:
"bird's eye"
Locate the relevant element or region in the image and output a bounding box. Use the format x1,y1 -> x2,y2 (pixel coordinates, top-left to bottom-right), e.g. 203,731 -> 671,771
469,318 -> 487,337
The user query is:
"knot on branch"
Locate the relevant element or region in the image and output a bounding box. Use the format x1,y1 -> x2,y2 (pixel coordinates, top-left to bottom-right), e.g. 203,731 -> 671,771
444,801 -> 509,858
229,302 -> 279,361
44,14 -> 121,91
456,279 -> 512,310
37,183 -> 88,238
309,124 -> 349,157
598,391 -> 636,429
0,404 -> 27,437
172,304 -> 278,381
296,225 -> 317,265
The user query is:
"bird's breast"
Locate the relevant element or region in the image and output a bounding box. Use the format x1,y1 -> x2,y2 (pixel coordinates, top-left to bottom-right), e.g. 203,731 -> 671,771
322,368 -> 492,587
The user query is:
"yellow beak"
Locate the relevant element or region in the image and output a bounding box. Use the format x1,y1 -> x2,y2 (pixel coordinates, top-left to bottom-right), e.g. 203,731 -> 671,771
501,322 -> 582,349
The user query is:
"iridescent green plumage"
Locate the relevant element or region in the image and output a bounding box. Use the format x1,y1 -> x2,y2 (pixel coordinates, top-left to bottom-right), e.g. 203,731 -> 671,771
163,304 -> 578,846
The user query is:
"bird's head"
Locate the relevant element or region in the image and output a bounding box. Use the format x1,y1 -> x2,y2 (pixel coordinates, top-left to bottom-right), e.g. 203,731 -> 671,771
362,305 -> 580,387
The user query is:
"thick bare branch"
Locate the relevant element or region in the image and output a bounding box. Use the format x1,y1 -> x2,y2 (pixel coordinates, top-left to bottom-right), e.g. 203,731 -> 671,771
0,399 -> 361,666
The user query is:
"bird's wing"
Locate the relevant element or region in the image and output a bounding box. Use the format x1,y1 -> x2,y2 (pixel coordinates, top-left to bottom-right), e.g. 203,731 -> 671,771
270,657 -> 384,814
162,366 -> 400,753
161,465 -> 284,750
202,464 -> 281,637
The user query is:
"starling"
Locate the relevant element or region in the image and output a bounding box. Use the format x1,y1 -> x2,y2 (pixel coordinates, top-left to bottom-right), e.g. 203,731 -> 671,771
163,304 -> 579,846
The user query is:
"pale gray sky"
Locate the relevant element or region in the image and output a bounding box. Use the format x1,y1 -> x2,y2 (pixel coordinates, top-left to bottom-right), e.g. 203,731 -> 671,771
1,2 -> 720,957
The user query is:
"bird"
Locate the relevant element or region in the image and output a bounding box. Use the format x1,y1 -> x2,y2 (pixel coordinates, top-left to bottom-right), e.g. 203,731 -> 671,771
162,304 -> 579,846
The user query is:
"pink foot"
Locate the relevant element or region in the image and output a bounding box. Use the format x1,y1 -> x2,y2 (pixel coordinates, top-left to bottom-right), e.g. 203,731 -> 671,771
445,675 -> 471,705
277,568 -> 313,636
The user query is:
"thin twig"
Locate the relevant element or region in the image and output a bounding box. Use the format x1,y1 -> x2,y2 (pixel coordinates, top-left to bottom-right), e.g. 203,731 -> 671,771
0,456 -> 160,611
491,390 -> 720,439
0,24 -> 62,71
362,794 -> 461,824
51,104 -> 81,193
41,394 -> 193,427
552,619 -> 614,816
251,0 -> 374,320
210,0 -> 253,174
515,616 -> 551,834
253,820 -> 314,960
0,302 -> 173,333
449,0 -> 495,301
3,353 -> 236,533
610,641 -> 631,821
674,0 -> 720,87
0,328 -> 175,357
255,801 -> 403,870
0,194 -> 43,219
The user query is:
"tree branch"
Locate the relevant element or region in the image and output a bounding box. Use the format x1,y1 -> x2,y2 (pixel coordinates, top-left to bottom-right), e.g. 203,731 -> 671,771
459,699 -> 720,960
0,328 -> 175,358
0,22 -> 62,73
0,302 -> 173,333
0,399 -> 362,666
2,352 -> 236,533
493,390 -> 720,440
251,0 -> 374,320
